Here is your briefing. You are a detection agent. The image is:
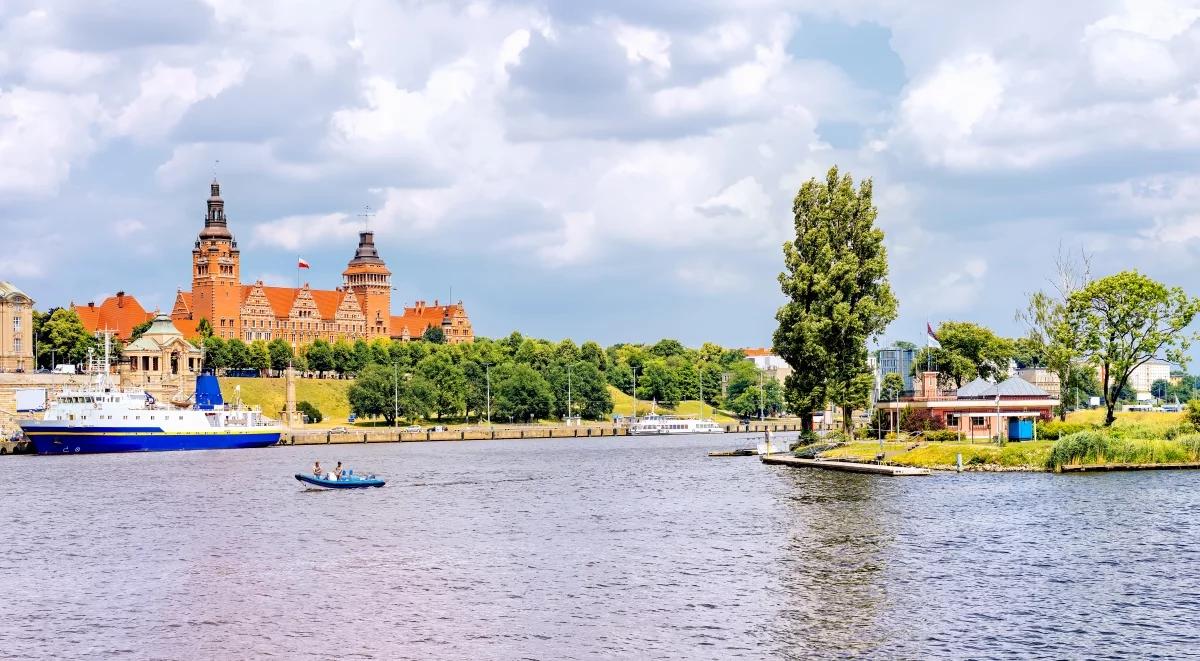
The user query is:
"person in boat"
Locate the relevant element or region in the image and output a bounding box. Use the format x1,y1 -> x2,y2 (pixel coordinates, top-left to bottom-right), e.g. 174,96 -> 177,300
333,462 -> 343,480
313,460 -> 323,478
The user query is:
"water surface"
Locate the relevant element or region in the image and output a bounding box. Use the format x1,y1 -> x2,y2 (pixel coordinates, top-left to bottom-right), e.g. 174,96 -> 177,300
5,434 -> 1199,659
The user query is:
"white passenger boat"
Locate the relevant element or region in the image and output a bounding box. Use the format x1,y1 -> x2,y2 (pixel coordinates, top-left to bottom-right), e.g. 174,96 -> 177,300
629,414 -> 724,435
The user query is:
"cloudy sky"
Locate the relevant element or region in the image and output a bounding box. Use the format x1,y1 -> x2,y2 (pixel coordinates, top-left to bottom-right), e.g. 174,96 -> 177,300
3,1 -> 1200,348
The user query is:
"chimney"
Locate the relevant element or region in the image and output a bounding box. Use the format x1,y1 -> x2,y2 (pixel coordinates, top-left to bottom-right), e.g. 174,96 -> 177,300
117,291 -> 125,308
88,302 -> 95,308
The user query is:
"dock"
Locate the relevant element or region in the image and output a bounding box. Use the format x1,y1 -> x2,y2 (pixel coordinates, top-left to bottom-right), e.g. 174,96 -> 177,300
761,453 -> 932,476
708,448 -> 756,457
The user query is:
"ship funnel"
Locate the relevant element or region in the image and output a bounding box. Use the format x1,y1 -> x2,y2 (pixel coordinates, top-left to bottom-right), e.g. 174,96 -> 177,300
195,373 -> 224,410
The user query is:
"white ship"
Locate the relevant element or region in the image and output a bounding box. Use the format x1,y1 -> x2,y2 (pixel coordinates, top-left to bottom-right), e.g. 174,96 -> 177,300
629,414 -> 724,435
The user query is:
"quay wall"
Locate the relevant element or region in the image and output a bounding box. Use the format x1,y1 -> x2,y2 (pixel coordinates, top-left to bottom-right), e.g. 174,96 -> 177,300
282,421 -> 804,445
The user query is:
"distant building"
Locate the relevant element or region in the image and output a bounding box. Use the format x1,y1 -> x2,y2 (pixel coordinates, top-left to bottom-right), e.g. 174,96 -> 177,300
121,314 -> 203,386
876,347 -> 918,393
0,282 -> 34,372
169,179 -> 474,347
1015,367 -> 1060,398
1099,359 -> 1172,401
72,291 -> 156,341
742,348 -> 792,384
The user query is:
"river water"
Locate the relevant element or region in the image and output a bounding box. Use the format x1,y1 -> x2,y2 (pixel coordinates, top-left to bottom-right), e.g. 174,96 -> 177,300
5,433 -> 1200,659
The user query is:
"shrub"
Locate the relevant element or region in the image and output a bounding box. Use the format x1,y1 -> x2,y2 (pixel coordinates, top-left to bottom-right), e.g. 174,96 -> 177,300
899,406 -> 944,433
1035,420 -> 1092,440
1046,430 -> 1115,470
922,429 -> 959,443
1188,399 -> 1200,430
297,400 -> 323,424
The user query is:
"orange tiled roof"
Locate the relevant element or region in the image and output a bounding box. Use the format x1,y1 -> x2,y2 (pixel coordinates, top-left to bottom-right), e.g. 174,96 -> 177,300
309,289 -> 344,320
390,302 -> 456,337
172,317 -> 202,339
742,347 -> 774,357
257,286 -> 300,318
73,293 -> 156,341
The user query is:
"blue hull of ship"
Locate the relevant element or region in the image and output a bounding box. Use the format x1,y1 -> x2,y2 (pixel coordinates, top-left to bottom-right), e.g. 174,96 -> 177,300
26,427 -> 281,455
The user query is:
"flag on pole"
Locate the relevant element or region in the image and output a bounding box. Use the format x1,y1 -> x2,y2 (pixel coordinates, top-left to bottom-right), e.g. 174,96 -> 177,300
926,322 -> 941,349
297,258 -> 311,269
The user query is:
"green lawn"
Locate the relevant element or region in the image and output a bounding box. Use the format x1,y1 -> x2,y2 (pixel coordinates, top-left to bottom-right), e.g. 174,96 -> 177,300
821,440 -> 1056,470
608,386 -> 737,422
221,377 -> 353,425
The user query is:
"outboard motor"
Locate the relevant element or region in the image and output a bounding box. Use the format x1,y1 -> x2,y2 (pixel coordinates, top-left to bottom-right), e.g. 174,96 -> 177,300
195,372 -> 225,410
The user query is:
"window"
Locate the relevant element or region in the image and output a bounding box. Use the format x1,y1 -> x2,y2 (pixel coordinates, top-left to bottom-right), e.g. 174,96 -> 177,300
971,416 -> 986,426
12,316 -> 20,330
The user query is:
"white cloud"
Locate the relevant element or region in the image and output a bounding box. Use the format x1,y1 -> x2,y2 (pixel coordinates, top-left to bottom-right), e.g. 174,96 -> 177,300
0,87 -> 100,196
112,59 -> 247,140
251,212 -> 355,251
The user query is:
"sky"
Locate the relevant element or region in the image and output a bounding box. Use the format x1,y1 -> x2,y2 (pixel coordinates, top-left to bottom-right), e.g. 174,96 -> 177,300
3,0 -> 1200,349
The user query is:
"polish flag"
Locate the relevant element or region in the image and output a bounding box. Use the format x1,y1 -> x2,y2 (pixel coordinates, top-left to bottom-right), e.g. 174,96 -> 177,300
926,322 -> 941,349
297,258 -> 310,269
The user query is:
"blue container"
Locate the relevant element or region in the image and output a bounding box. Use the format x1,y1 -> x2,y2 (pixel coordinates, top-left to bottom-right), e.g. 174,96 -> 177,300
1008,418 -> 1034,441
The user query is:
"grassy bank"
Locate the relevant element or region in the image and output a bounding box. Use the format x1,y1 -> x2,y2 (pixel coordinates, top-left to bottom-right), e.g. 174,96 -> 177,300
821,440 -> 1055,470
608,386 -> 737,422
1046,431 -> 1200,470
221,377 -> 353,425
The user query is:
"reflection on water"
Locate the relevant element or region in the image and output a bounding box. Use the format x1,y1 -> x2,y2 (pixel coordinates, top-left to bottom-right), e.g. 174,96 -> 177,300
4,435 -> 1200,659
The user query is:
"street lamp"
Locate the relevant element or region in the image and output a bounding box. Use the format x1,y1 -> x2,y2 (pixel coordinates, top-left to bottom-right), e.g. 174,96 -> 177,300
392,361 -> 399,430
567,363 -> 573,424
483,362 -> 492,426
631,365 -> 640,420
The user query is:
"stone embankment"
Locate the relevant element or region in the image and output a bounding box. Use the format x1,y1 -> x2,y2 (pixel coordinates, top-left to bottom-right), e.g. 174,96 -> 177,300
282,421 -> 803,445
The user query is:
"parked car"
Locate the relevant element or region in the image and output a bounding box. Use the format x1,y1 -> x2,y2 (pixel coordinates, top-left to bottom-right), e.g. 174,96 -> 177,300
329,426 -> 349,433
427,425 -> 446,432
401,425 -> 422,433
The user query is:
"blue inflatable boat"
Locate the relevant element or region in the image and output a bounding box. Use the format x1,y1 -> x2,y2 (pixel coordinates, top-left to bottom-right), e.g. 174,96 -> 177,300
295,470 -> 385,489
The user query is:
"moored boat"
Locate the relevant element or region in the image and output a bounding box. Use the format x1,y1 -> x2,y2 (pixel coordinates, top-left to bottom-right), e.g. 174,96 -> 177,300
629,414 -> 724,435
18,334 -> 281,455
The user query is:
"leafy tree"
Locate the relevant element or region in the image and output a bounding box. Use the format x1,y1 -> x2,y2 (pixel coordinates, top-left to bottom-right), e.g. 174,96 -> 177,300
348,363 -> 434,425
368,338 -> 391,365
416,351 -> 468,418
1151,379 -> 1170,400
892,340 -> 917,351
650,338 -> 686,358
554,339 -> 580,364
1068,270 -> 1200,426
226,339 -> 252,369
606,362 -> 634,394
547,361 -> 612,419
880,372 -> 906,401
331,339 -> 354,376
297,400 -> 323,423
774,166 -> 897,432
636,359 -> 681,406
699,363 -> 723,405
196,317 -> 214,339
41,308 -> 98,366
514,338 -> 554,369
267,339 -> 293,372
1010,336 -> 1045,369
422,324 -> 446,344
352,339 -> 372,373
202,336 -> 229,370
248,340 -> 270,372
913,322 -> 1013,389
1016,247 -> 1091,420
464,361 -> 491,422
129,320 -> 153,343
493,364 -> 554,422
306,339 -> 335,377
899,407 -> 944,433
580,340 -> 608,371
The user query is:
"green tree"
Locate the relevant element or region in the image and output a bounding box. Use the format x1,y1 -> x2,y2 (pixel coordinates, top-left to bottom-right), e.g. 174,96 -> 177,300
607,362 -> 634,394
422,324 -> 446,344
331,339 -> 354,376
129,320 -> 153,343
248,340 -> 271,372
880,372 -> 905,401
416,351 -> 468,418
41,308 -> 98,366
636,359 -> 680,406
493,364 -> 554,422
202,336 -> 229,370
297,400 -> 323,423
226,339 -> 252,369
267,339 -> 293,372
1016,247 -> 1091,419
774,166 -> 898,431
650,338 -> 685,358
913,322 -> 1013,389
580,340 -> 608,371
892,340 -> 917,351
352,339 -> 372,373
1151,379 -> 1170,400
1068,270 -> 1200,426
368,337 -> 391,365
548,361 -> 612,419
554,339 -> 580,364
306,339 -> 335,377
347,363 -> 434,425
196,317 -> 214,339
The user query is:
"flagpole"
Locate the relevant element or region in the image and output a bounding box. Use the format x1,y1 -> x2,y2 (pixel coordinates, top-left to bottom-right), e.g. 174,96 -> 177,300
296,255 -> 299,289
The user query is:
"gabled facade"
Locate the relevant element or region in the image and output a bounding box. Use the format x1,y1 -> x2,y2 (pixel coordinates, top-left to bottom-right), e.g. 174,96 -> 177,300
168,180 -> 474,348
72,291 -> 156,341
0,281 -> 34,372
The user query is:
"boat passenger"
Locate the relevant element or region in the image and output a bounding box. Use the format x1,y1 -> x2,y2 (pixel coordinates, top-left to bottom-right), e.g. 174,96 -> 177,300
333,462 -> 343,480
313,461 -> 322,477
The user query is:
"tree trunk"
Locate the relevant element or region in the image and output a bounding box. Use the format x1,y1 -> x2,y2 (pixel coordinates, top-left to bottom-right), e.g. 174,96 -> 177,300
841,403 -> 852,435
801,411 -> 813,433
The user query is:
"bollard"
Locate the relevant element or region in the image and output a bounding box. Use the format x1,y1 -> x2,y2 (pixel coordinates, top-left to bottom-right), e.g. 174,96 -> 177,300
956,453 -> 963,473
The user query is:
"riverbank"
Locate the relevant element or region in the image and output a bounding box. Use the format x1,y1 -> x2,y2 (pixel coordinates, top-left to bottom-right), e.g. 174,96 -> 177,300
818,440 -> 1055,471
285,421 -> 799,445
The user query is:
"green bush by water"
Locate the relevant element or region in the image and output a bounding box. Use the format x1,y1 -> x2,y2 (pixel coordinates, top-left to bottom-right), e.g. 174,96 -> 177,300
1036,420 -> 1094,440
1046,430 -> 1200,470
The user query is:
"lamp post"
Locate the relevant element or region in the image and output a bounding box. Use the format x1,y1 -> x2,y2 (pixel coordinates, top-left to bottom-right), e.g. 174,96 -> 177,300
392,361 -> 399,430
631,366 -> 640,420
567,363 -> 573,424
483,362 -> 492,426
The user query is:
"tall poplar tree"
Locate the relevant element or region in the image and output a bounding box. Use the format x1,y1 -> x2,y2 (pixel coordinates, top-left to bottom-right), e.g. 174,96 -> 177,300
773,166 -> 897,432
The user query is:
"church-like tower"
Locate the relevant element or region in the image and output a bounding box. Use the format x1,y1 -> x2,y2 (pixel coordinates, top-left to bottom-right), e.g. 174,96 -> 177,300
342,230 -> 391,337
191,179 -> 242,339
